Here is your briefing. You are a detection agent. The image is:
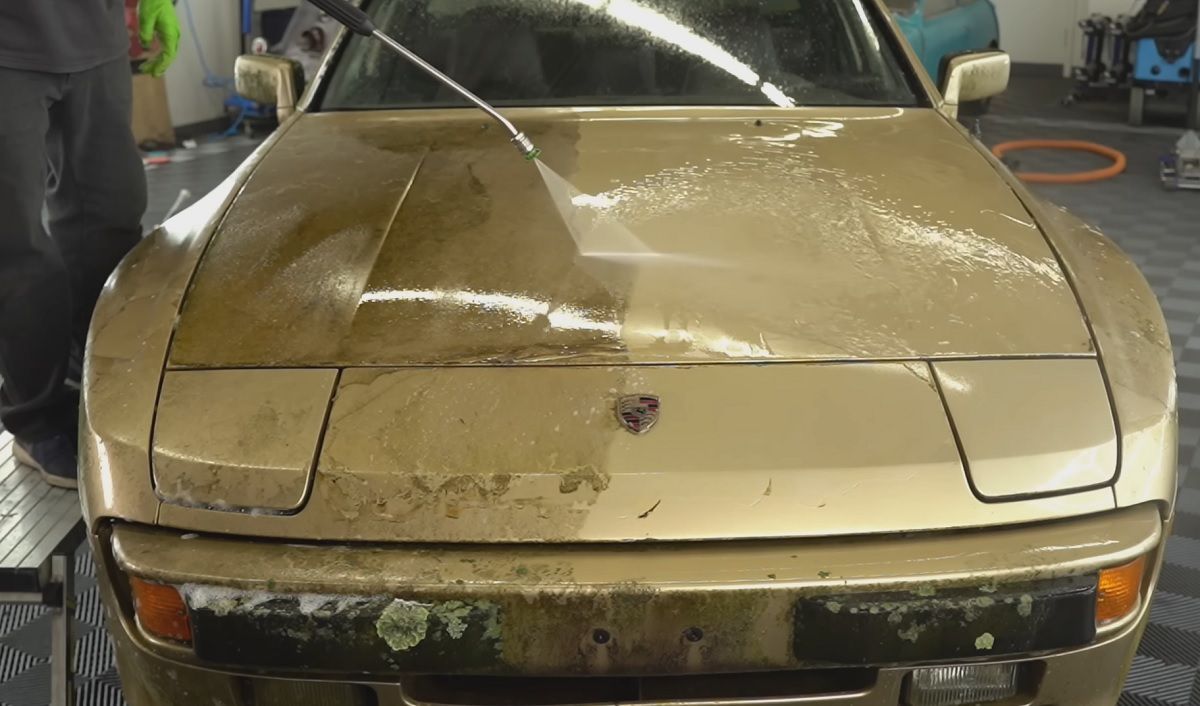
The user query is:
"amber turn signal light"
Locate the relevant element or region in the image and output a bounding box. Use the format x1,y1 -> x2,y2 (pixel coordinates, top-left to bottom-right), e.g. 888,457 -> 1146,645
1097,556 -> 1146,626
130,577 -> 192,643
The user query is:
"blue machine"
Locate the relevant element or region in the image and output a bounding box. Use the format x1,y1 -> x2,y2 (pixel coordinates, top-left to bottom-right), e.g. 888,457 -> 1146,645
1124,0 -> 1197,125
1134,37 -> 1197,84
888,0 -> 1000,82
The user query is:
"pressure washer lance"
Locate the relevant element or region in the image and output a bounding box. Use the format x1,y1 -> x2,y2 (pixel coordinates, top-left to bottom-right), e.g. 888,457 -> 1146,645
305,0 -> 541,161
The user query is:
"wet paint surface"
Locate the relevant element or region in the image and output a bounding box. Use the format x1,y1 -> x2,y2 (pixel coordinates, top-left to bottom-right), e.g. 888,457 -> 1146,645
152,369 -> 337,512
157,362 -> 1114,542
934,359 -> 1119,497
82,107 -> 1170,546
80,131 -> 294,530
1029,203 -> 1178,513
167,107 -> 1091,369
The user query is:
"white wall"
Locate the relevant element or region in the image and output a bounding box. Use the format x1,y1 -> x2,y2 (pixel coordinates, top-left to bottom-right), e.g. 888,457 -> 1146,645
1087,0 -> 1140,16
164,0 -> 242,128
992,0 -> 1080,67
992,0 -> 1140,73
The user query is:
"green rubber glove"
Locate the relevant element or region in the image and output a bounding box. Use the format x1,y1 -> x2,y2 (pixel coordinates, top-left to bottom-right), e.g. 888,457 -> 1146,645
139,0 -> 181,78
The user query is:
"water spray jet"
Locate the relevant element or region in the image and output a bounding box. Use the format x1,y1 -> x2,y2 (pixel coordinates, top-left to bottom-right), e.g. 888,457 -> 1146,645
308,0 -> 681,266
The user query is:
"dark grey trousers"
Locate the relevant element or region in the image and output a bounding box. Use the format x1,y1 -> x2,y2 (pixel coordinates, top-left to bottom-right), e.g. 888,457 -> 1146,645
0,58 -> 145,442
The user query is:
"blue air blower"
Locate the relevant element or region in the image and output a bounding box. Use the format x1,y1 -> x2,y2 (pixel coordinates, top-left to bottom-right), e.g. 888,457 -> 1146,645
1134,37 -> 1196,83
1128,0 -> 1197,85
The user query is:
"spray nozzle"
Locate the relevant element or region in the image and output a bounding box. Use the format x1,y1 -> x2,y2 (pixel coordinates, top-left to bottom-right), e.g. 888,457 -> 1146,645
512,133 -> 541,161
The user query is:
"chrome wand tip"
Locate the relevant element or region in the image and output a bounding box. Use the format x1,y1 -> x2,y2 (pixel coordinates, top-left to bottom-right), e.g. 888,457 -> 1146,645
512,132 -> 541,161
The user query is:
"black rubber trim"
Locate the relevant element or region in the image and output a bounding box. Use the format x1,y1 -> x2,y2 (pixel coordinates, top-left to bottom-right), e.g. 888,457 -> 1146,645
794,574 -> 1098,665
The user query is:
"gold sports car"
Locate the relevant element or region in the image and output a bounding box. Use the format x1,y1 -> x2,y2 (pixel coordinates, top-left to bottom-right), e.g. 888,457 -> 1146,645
83,0 -> 1177,704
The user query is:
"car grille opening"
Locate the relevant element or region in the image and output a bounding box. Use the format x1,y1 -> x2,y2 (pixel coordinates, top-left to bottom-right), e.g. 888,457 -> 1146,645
400,669 -> 877,705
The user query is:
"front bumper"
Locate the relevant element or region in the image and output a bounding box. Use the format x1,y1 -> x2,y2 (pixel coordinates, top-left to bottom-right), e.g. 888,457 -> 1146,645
109,615 -> 1151,706
99,503 -> 1165,705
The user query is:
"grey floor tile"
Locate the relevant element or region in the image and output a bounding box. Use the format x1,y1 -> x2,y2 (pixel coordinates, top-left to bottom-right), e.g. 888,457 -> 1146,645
1150,592 -> 1200,636
0,614 -> 94,663
0,662 -> 52,706
1174,514 -> 1200,542
1139,623 -> 1200,669
1123,656 -> 1198,705
0,644 -> 39,684
1122,695 -> 1188,706
1158,564 -> 1200,600
1178,488 -> 1200,516
1167,536 -> 1200,573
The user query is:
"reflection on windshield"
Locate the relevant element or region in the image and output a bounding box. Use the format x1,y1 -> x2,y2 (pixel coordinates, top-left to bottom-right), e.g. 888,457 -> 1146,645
569,0 -> 795,107
323,0 -> 917,109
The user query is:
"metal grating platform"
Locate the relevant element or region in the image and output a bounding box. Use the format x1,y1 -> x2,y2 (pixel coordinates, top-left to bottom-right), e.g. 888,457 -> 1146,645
0,435 -> 81,596
0,433 -> 83,706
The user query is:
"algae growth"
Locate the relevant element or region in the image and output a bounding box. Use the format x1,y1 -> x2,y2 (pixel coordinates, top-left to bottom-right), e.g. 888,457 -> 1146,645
1017,594 -> 1034,617
431,601 -> 473,639
376,599 -> 430,651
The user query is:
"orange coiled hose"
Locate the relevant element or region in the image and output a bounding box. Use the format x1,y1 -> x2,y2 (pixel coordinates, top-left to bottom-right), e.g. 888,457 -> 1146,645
991,140 -> 1127,184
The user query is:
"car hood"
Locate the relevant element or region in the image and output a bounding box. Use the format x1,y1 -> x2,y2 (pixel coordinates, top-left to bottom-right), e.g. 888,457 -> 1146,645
147,108 -> 1119,542
167,107 -> 1092,368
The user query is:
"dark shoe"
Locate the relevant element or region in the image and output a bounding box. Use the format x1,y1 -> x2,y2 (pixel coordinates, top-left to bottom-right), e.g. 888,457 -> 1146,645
13,435 -> 78,490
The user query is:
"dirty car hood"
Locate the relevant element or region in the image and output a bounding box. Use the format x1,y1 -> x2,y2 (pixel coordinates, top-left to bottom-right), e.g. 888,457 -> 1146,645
148,109 -> 1118,542
167,108 -> 1092,368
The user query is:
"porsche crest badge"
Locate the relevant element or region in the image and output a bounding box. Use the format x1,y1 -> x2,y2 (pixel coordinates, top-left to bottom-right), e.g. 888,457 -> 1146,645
617,395 -> 660,435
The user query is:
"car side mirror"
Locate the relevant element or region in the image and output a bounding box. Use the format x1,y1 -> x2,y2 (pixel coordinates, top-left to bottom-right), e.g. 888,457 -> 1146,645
939,51 -> 1010,119
234,55 -> 306,122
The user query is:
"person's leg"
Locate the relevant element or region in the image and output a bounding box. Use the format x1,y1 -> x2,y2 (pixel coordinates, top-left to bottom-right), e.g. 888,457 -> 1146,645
45,58 -> 145,347
0,67 -> 77,445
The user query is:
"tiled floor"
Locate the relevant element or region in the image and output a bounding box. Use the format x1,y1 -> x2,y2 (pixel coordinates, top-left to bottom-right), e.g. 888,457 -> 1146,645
1,80 -> 1199,703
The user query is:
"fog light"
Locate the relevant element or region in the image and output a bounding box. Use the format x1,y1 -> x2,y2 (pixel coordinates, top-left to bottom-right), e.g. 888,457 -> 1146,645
907,664 -> 1019,706
1097,556 -> 1146,626
130,577 -> 192,643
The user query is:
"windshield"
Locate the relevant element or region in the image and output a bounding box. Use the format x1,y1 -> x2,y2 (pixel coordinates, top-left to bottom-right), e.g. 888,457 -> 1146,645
320,0 -> 921,109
